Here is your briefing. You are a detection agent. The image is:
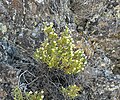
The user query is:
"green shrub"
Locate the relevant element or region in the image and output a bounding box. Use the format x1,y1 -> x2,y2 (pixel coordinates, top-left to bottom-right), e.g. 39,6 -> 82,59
34,23 -> 86,74
13,86 -> 44,100
26,91 -> 44,100
61,84 -> 80,99
13,86 -> 24,100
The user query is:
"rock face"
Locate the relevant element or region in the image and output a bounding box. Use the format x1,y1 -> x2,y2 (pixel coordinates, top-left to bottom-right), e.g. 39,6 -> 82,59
0,0 -> 120,100
70,0 -> 120,73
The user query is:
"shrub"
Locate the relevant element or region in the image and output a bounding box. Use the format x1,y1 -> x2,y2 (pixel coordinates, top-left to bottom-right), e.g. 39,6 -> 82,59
26,91 -> 44,100
13,86 -> 24,100
34,23 -> 86,74
13,86 -> 44,100
61,84 -> 80,99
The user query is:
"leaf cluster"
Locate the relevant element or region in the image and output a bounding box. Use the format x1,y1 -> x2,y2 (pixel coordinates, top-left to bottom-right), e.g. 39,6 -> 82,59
13,86 -> 24,100
34,23 -> 86,74
62,84 -> 80,99
13,86 -> 44,100
26,91 -> 44,100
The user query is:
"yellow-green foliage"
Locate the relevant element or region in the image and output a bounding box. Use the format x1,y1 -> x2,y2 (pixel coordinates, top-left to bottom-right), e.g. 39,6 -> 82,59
13,86 -> 24,100
62,84 -> 80,99
34,23 -> 86,74
26,91 -> 44,100
13,86 -> 44,100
